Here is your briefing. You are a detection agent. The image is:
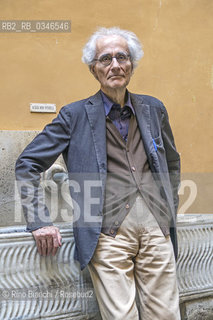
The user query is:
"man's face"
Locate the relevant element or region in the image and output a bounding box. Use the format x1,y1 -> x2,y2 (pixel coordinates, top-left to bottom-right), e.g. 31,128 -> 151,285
91,35 -> 133,92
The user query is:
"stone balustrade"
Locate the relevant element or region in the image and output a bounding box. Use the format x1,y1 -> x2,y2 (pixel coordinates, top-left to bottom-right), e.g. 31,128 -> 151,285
177,214 -> 213,319
0,225 -> 101,320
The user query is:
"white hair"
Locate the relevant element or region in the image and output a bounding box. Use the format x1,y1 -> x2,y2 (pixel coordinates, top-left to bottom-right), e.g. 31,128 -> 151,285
82,27 -> 144,69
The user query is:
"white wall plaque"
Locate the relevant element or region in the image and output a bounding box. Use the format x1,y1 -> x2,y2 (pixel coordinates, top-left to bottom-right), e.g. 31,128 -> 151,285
30,103 -> 56,113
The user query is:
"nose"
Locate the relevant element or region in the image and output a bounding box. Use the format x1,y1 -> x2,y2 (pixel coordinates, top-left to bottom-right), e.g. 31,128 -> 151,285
110,57 -> 121,69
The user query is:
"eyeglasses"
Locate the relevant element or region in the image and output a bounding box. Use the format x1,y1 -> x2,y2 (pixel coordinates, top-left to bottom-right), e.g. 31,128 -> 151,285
93,52 -> 131,66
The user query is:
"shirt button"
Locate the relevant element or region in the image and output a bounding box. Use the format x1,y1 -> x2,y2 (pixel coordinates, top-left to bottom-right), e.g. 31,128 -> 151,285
114,221 -> 119,226
110,229 -> 115,234
125,203 -> 130,209
131,166 -> 136,172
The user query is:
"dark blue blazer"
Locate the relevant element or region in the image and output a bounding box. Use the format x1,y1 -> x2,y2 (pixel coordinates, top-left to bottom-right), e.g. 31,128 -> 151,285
15,91 -> 180,270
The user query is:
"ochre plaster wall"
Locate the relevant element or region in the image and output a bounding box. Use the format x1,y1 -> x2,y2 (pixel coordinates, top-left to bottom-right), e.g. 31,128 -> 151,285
0,0 -> 213,175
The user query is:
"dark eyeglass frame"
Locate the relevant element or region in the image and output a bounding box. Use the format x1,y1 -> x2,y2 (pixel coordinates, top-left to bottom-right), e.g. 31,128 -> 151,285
93,52 -> 131,66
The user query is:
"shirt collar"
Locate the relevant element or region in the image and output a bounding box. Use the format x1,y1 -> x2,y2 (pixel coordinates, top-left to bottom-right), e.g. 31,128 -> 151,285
100,90 -> 135,117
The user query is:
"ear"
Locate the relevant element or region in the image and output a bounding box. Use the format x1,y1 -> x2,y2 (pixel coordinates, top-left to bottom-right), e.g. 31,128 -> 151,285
90,65 -> 98,80
130,62 -> 134,75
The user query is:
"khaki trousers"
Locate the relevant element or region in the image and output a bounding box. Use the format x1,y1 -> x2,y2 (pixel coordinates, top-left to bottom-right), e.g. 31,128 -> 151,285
88,196 -> 181,320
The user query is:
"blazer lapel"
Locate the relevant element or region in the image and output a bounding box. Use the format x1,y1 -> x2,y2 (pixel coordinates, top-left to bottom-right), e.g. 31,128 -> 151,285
130,93 -> 160,172
84,91 -> 107,173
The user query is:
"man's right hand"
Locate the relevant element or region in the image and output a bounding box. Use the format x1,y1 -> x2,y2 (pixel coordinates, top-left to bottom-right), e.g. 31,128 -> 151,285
32,226 -> 62,256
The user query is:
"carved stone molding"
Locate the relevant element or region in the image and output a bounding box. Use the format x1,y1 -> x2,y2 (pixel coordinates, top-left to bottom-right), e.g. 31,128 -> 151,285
0,225 -> 101,320
177,214 -> 213,302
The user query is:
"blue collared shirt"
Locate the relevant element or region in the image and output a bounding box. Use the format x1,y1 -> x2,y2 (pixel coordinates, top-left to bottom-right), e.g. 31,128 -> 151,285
101,90 -> 135,142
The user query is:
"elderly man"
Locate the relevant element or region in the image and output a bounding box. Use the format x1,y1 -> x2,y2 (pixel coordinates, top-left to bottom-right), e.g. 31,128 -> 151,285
16,27 -> 181,319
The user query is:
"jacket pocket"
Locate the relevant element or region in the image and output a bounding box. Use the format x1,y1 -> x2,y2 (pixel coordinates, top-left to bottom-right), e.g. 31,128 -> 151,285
153,136 -> 165,151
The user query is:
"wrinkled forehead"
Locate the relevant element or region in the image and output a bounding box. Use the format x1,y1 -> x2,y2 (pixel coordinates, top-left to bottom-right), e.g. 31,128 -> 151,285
95,35 -> 129,56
